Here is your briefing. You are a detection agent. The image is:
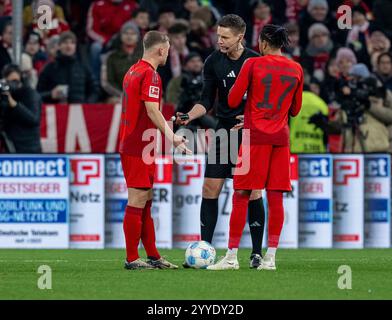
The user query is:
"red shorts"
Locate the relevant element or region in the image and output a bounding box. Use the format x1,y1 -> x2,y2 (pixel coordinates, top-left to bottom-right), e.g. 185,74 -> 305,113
120,154 -> 155,189
233,144 -> 291,191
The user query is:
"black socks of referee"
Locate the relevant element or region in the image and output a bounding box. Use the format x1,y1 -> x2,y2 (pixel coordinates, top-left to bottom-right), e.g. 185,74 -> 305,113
200,197 -> 265,256
200,198 -> 219,244
248,197 -> 265,256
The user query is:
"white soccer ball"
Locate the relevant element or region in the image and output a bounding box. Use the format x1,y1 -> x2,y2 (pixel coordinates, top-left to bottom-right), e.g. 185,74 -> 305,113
185,241 -> 216,269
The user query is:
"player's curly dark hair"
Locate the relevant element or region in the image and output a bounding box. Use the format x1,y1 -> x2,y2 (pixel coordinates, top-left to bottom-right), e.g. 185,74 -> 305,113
259,24 -> 290,49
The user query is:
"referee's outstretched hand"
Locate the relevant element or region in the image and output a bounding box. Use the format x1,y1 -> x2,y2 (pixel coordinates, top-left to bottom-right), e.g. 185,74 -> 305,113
175,112 -> 191,126
231,115 -> 244,130
173,134 -> 193,155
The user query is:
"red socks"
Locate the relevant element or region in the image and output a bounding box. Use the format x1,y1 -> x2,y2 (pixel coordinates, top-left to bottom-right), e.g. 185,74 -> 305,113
123,205 -> 143,262
123,200 -> 160,263
267,191 -> 284,248
141,200 -> 160,260
228,191 -> 251,249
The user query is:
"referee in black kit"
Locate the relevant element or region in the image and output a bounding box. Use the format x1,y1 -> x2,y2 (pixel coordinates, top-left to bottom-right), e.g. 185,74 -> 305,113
176,14 -> 265,268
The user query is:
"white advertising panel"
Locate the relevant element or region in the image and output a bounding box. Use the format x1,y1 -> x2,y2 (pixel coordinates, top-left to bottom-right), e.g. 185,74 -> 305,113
105,155 -> 127,248
152,156 -> 173,248
0,155 -> 69,248
173,155 -> 204,248
69,155 -> 105,249
333,154 -> 364,248
364,154 -> 391,248
299,155 -> 333,248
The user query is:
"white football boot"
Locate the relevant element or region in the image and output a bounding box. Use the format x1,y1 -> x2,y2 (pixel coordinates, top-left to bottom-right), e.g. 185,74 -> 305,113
257,254 -> 276,271
207,252 -> 239,271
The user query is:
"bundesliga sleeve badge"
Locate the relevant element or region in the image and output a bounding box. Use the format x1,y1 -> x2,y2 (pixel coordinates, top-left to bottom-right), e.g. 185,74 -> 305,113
149,86 -> 160,99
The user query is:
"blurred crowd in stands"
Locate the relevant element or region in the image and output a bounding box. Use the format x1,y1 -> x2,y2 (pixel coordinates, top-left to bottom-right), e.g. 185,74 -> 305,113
1,0 -> 392,153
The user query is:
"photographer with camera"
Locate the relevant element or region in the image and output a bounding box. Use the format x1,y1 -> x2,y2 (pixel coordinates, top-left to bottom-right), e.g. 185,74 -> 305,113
310,63 -> 392,153
0,64 -> 42,153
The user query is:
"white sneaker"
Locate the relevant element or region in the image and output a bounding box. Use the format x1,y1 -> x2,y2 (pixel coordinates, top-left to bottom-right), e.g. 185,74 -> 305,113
207,254 -> 239,271
257,254 -> 276,271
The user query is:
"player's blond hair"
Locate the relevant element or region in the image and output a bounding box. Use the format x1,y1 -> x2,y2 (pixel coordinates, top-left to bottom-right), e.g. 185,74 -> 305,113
143,31 -> 169,51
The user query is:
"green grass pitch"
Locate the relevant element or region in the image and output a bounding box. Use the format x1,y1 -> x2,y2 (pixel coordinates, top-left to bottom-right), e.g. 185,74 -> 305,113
1,249 -> 391,300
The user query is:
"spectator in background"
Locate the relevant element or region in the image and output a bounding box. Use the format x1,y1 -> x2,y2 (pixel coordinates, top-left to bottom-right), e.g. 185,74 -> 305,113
346,5 -> 371,67
246,0 -> 279,52
1,64 -> 42,153
320,57 -> 340,104
321,49 -> 357,152
0,18 -> 12,73
285,0 -> 308,23
331,63 -> 392,153
367,29 -> 391,72
299,0 -> 340,48
301,23 -> 334,82
187,7 -> 216,59
24,31 -> 48,74
19,50 -> 39,89
290,83 -> 329,154
86,0 -> 138,81
101,22 -> 142,103
37,31 -> 99,104
283,22 -> 301,63
336,47 -> 357,80
175,52 -> 216,131
0,0 -> 12,16
0,19 -> 37,88
23,0 -> 70,44
375,52 -> 392,91
158,21 -> 190,91
166,52 -> 201,107
181,0 -> 221,22
131,8 -> 151,38
308,75 -> 322,96
333,48 -> 358,99
153,7 -> 176,34
340,0 -> 372,19
45,35 -> 59,63
181,0 -> 202,20
138,0 -> 184,22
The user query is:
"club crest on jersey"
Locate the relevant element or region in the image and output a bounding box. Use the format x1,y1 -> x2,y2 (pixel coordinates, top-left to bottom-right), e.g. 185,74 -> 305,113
149,86 -> 160,98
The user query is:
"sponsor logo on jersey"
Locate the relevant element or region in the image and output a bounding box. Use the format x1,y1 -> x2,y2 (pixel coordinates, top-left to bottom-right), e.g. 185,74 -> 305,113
227,71 -> 236,78
149,86 -> 160,98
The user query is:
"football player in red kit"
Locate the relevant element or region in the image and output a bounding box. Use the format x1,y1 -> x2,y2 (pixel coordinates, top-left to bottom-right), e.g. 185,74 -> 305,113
119,31 -> 191,270
208,24 -> 304,271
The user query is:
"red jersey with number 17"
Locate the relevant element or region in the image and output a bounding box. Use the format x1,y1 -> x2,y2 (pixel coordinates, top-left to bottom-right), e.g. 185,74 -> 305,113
228,54 -> 304,146
119,59 -> 162,156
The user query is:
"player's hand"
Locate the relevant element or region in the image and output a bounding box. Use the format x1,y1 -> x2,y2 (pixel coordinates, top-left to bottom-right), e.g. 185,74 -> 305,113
175,112 -> 191,126
173,134 -> 193,155
231,115 -> 244,130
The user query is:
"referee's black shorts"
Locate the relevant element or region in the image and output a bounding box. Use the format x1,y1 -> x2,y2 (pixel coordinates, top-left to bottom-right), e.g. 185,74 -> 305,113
204,118 -> 242,179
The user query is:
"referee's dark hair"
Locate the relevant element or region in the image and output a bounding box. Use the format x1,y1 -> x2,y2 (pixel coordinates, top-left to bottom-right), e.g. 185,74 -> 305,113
217,14 -> 246,35
143,31 -> 169,51
259,24 -> 290,49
